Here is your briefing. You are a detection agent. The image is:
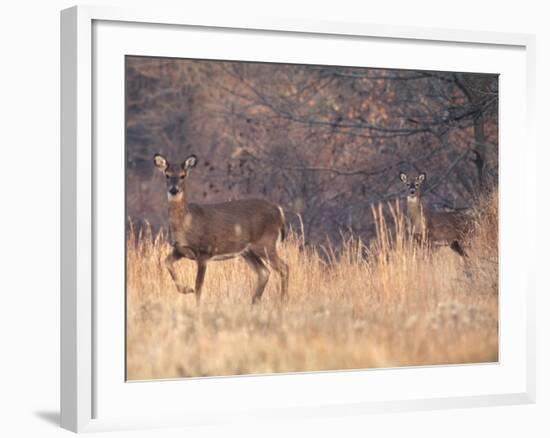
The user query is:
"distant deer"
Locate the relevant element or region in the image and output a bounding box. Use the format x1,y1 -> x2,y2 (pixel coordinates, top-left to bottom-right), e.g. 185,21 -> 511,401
399,172 -> 472,257
153,153 -> 289,304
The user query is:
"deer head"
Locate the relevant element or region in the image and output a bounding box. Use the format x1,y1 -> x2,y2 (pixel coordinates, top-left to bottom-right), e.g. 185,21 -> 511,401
153,153 -> 198,200
399,171 -> 426,201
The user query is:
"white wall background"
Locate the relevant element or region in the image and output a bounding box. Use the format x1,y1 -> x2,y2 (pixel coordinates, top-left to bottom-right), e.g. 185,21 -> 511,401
0,1 -> 546,437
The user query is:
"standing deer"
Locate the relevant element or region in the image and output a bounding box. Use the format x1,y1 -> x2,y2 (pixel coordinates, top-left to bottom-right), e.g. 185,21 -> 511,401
153,153 -> 289,304
399,172 -> 472,257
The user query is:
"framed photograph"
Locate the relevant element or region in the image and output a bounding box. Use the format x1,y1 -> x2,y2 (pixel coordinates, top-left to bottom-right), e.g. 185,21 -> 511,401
61,5 -> 536,433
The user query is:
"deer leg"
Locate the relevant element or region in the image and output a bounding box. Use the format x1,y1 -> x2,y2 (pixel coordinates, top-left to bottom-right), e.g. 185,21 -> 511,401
450,240 -> 468,258
194,259 -> 207,304
242,251 -> 270,305
164,249 -> 194,294
413,232 -> 430,251
449,240 -> 474,279
263,248 -> 289,302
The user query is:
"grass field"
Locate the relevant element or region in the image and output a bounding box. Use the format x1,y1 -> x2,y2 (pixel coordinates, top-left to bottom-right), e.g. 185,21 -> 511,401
126,192 -> 498,380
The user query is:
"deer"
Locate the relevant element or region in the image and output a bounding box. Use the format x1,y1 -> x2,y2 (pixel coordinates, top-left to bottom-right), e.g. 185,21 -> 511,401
399,171 -> 472,257
153,153 -> 289,304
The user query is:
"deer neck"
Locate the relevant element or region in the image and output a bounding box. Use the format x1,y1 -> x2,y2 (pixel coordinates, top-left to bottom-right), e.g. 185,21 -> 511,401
407,195 -> 426,231
167,192 -> 191,236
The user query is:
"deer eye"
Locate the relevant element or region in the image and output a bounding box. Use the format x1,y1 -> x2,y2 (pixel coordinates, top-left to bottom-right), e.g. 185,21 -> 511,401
165,174 -> 170,179
180,175 -> 185,179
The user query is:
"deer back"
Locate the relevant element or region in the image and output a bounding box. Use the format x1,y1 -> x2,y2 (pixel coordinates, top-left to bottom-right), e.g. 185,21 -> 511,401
427,210 -> 472,244
171,198 -> 283,258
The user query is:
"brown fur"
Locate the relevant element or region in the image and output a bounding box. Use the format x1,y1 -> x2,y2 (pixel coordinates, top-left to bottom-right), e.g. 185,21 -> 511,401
400,172 -> 472,257
155,153 -> 288,304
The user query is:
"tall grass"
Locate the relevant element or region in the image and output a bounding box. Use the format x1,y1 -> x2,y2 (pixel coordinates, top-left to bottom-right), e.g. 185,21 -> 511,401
126,192 -> 498,380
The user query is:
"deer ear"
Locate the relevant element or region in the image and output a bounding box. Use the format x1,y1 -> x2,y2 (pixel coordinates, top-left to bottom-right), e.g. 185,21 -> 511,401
418,173 -> 426,183
182,154 -> 198,171
399,172 -> 408,183
153,153 -> 168,171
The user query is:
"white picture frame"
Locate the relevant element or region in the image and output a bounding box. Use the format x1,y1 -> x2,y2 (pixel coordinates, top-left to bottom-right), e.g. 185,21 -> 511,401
60,4 -> 536,433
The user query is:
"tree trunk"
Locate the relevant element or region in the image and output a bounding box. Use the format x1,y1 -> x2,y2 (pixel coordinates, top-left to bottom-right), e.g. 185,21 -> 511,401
473,113 -> 486,193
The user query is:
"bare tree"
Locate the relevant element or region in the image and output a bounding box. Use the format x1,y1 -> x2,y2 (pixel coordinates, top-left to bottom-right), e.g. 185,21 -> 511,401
126,57 -> 498,246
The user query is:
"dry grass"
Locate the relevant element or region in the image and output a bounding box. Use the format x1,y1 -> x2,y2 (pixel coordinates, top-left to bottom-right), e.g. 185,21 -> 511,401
126,192 -> 498,380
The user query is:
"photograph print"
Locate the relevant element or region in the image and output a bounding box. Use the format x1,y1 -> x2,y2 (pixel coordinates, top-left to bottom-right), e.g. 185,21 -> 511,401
125,56 -> 498,380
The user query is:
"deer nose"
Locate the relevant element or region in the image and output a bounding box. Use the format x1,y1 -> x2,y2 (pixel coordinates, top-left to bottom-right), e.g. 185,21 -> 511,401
169,187 -> 179,195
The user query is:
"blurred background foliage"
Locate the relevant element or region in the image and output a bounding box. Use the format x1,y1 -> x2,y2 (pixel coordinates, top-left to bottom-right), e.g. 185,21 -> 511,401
126,56 -> 498,245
